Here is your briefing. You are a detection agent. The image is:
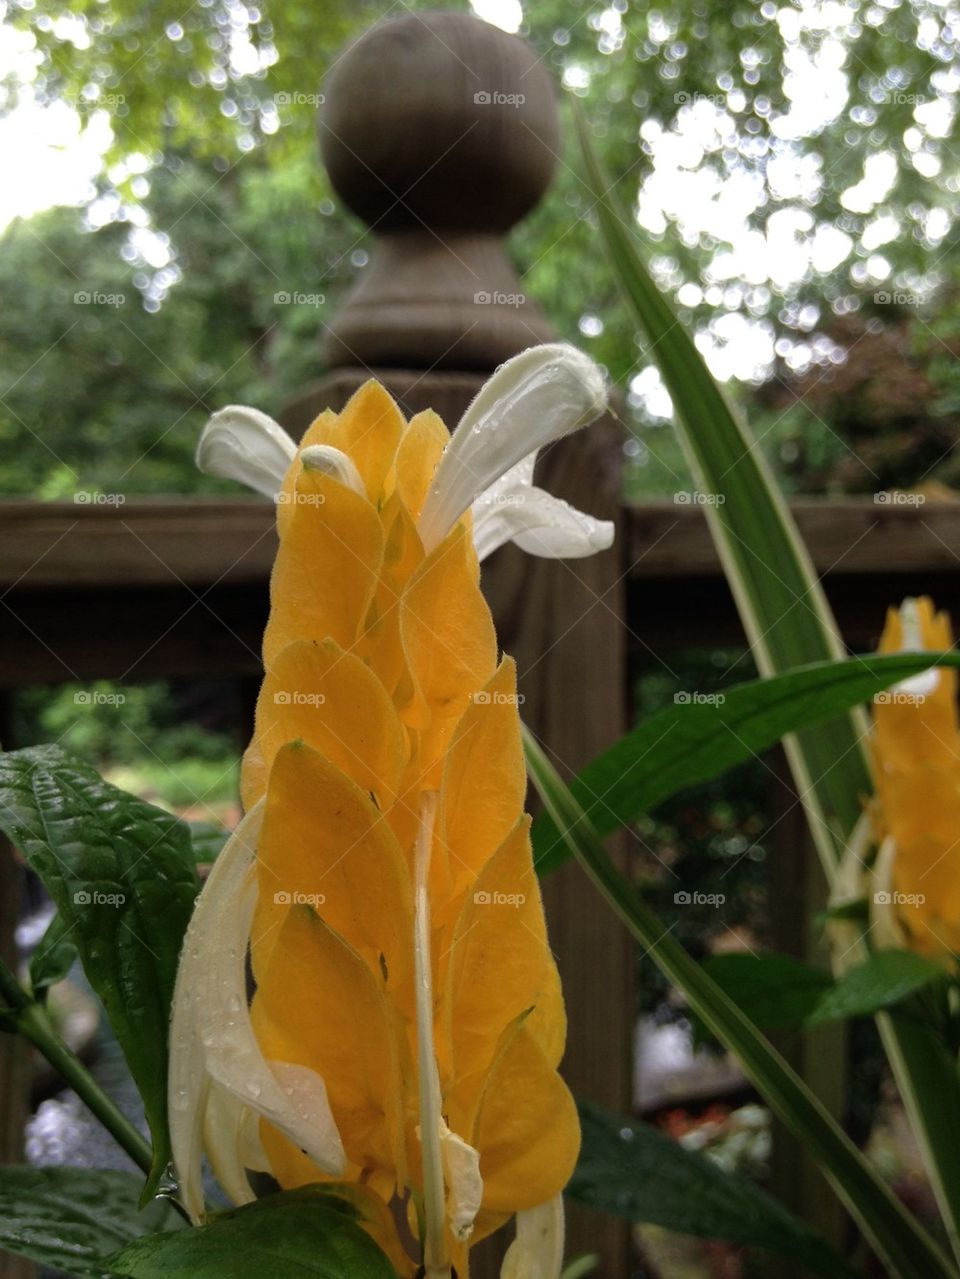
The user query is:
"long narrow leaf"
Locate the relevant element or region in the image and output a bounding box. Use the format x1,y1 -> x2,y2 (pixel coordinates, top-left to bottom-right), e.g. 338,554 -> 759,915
576,104 -> 863,875
524,727 -> 957,1279
575,108 -> 960,1263
532,651 -> 960,873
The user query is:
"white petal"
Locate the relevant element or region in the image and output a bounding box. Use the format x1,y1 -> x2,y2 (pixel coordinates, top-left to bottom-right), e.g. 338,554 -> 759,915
826,813 -> 872,977
418,344 -> 607,553
168,804 -> 267,1221
501,1196 -> 566,1279
890,598 -> 940,698
169,800 -> 345,1223
197,406 -> 296,499
481,453 -> 537,498
300,444 -> 364,495
202,1081 -> 276,1209
202,1083 -> 257,1209
473,485 -> 614,562
413,792 -> 450,1274
439,1119 -> 483,1242
869,835 -> 909,951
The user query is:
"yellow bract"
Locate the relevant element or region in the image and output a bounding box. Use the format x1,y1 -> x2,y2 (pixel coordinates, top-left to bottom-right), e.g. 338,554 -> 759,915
871,596 -> 960,957
246,381 -> 578,1271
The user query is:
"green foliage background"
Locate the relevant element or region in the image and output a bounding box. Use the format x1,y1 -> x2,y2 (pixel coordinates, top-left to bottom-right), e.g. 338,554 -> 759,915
1,0 -> 958,496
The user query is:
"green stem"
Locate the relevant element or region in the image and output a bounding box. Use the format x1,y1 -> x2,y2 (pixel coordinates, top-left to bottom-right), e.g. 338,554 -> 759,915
0,957 -> 31,1016
1,957 -> 152,1177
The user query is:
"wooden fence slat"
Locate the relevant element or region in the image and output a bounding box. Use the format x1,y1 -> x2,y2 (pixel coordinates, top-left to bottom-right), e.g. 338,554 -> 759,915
4,496 -> 960,591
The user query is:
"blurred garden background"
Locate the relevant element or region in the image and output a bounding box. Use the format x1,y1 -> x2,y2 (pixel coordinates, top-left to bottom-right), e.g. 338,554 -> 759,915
2,0 -> 960,1274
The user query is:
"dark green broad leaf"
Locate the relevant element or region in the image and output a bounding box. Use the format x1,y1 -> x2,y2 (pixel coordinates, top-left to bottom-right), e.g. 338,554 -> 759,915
29,910 -> 80,997
700,953 -> 833,1033
570,1102 -> 859,1279
0,1166 -> 180,1278
187,821 -> 229,867
531,652 -> 960,874
807,951 -> 944,1026
108,1186 -> 398,1279
0,745 -> 200,1197
699,951 -> 944,1037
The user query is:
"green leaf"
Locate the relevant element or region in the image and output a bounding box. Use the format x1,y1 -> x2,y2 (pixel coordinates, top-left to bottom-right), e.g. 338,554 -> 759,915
575,103 -> 864,873
523,726 -> 958,1279
571,1101 -> 859,1279
29,910 -> 79,997
560,1256 -> 600,1279
188,820 -> 229,866
107,1186 -> 398,1279
0,745 -> 200,1198
532,652 -> 960,874
808,952 -> 944,1026
0,1166 -> 180,1277
574,110 -> 960,1265
701,953 -> 833,1032
695,952 -> 941,1043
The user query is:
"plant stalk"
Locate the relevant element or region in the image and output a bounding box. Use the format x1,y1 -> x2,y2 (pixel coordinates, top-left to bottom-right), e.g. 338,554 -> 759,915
1,956 -> 152,1176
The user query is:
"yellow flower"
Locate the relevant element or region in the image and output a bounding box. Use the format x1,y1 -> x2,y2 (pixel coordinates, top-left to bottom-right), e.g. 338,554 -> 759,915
870,596 -> 960,957
170,346 -> 613,1277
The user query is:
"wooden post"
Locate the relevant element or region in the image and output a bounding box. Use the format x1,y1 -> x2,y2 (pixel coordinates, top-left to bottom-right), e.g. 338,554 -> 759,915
768,749 -> 849,1264
283,11 -> 633,1273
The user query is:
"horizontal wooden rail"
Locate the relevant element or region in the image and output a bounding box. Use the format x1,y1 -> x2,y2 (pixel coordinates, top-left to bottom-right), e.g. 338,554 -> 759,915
2,496 -> 959,683
4,496 -> 960,587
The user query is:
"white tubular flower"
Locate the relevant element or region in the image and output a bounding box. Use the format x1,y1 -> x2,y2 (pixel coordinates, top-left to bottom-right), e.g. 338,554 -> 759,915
868,835 -> 911,952
414,793 -> 484,1272
168,801 -> 346,1223
471,454 -> 615,563
300,444 -> 365,495
826,813 -> 873,977
418,343 -> 610,556
199,344 -> 613,566
439,1120 -> 483,1244
501,1196 -> 566,1279
196,406 -> 296,499
202,1081 -> 270,1209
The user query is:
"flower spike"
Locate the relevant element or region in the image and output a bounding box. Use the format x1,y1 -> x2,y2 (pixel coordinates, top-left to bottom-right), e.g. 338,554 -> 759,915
870,595 -> 960,957
176,348 -> 600,1270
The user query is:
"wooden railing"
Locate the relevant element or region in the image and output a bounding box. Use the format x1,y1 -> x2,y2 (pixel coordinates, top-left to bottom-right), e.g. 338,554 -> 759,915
5,496 -> 960,682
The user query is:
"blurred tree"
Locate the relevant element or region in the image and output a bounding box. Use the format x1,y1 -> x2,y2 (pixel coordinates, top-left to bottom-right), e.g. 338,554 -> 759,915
753,295 -> 960,493
1,0 -> 958,495
0,150 -> 363,493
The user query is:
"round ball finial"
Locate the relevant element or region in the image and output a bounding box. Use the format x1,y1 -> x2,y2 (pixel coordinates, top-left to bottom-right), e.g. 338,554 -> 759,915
320,10 -> 559,234
318,10 -> 561,370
